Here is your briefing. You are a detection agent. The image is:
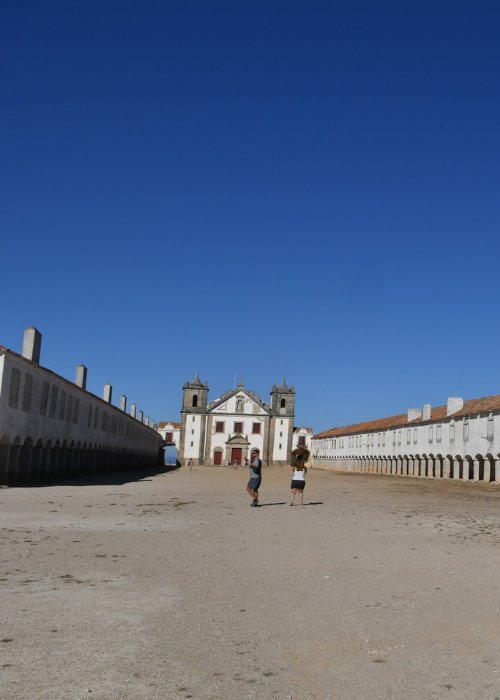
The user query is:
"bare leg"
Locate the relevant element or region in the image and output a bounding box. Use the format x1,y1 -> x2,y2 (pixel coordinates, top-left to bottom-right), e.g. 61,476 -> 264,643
290,488 -> 297,505
299,488 -> 304,505
247,486 -> 258,504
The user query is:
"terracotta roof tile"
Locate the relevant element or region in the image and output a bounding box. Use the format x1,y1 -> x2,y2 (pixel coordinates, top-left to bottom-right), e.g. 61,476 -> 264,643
314,393 -> 500,439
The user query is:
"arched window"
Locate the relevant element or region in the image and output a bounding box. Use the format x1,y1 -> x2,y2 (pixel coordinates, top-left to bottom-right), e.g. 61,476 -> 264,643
280,398 -> 286,409
192,394 -> 198,408
236,399 -> 243,412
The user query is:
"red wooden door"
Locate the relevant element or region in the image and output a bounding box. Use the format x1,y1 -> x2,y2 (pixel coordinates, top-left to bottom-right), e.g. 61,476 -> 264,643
213,450 -> 222,465
231,448 -> 242,466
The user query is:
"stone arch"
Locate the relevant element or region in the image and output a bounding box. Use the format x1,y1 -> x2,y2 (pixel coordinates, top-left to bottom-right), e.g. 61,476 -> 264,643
474,453 -> 485,481
19,437 -> 34,481
32,438 -> 44,479
434,454 -> 444,479
444,454 -> 454,479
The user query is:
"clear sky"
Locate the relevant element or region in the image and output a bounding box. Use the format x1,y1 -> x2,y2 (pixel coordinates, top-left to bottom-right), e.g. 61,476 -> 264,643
2,1 -> 500,432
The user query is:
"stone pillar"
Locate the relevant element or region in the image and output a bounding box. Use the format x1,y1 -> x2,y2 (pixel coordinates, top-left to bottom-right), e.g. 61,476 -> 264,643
483,460 -> 491,482
145,415 -> 149,425
443,457 -> 451,479
120,395 -> 127,412
407,458 -> 413,476
75,365 -> 87,390
473,460 -> 480,481
419,459 -> 426,477
495,459 -> 500,482
22,326 -> 42,364
462,461 -> 469,481
427,458 -> 434,478
103,384 -> 112,403
138,410 -> 143,422
453,459 -> 460,479
130,403 -> 136,419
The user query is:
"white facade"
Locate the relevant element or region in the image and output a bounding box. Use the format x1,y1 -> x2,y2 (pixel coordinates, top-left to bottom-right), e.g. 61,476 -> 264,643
158,421 -> 181,446
179,376 -> 296,466
312,396 -> 500,483
292,426 -> 313,456
0,328 -> 162,484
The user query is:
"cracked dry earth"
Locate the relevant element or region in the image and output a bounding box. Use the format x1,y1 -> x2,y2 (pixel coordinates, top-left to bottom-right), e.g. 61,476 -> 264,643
0,466 -> 499,700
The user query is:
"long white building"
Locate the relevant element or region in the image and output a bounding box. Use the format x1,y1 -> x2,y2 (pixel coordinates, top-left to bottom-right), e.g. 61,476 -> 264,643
312,396 -> 500,483
0,327 -> 163,484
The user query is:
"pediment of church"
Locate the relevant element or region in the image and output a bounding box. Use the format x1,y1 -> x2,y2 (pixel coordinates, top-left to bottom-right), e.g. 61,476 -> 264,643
226,433 -> 250,445
209,388 -> 270,416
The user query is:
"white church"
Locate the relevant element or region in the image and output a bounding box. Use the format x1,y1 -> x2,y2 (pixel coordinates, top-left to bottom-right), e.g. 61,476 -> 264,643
178,374 -> 298,466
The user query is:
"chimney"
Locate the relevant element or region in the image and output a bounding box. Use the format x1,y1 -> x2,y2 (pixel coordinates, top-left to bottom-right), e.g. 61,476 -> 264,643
422,403 -> 432,421
447,397 -> 464,416
22,326 -> 42,364
75,365 -> 87,390
103,384 -> 112,403
130,403 -> 137,418
407,408 -> 422,422
120,394 -> 127,412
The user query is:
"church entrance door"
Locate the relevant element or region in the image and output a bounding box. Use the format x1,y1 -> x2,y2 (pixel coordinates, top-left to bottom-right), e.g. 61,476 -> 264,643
231,448 -> 242,466
213,450 -> 222,465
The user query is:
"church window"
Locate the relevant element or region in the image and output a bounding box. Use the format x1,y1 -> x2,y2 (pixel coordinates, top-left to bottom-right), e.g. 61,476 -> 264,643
165,432 -> 173,443
192,416 -> 195,421
298,436 -> 306,446
280,398 -> 286,409
252,423 -> 261,434
192,395 -> 198,408
234,422 -> 243,433
279,443 -> 282,449
191,429 -> 194,435
215,421 -> 225,433
280,420 -> 283,425
279,431 -> 282,437
190,441 -> 193,447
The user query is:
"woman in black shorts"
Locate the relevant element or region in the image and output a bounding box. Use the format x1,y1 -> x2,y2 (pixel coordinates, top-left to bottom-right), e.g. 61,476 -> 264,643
290,454 -> 307,506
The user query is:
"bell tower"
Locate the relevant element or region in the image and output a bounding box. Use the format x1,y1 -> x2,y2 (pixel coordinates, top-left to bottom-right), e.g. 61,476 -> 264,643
179,373 -> 209,465
269,378 -> 295,466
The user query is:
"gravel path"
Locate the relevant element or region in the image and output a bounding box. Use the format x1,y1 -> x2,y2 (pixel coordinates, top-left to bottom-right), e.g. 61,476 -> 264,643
1,466 -> 499,700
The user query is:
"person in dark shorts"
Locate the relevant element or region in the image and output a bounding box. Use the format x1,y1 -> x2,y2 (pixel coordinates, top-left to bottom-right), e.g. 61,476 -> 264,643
247,449 -> 262,506
290,451 -> 307,506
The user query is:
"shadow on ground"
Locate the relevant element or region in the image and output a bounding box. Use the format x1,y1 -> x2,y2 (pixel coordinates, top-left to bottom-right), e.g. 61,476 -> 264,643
12,464 -> 180,488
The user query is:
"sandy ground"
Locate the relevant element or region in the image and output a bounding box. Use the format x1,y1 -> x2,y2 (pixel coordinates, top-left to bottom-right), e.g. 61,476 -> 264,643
0,465 -> 499,700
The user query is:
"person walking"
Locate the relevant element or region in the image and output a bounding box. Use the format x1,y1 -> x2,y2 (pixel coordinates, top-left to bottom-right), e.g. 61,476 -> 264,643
290,451 -> 308,506
247,449 -> 262,507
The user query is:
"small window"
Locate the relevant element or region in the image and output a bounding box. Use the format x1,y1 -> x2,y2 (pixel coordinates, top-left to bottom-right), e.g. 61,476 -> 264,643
165,432 -> 173,442
413,428 -> 417,444
450,421 -> 455,441
279,431 -> 282,437
190,441 -> 193,447
428,426 -> 433,443
192,394 -> 198,408
280,398 -> 286,409
397,430 -> 401,446
192,416 -> 195,421
22,374 -> 33,412
298,435 -> 306,446
279,443 -> 282,449
8,368 -> 21,409
252,423 -> 261,434
88,405 -> 93,427
66,394 -> 73,422
102,411 -> 108,431
234,422 -> 243,433
73,398 -> 79,423
487,415 -> 494,439
393,432 -> 396,446
436,425 -> 442,443
49,386 -> 58,418
280,420 -> 283,425
215,421 -> 225,433
191,429 -> 194,435
94,406 -> 99,428
463,419 -> 469,442
60,391 -> 67,420
40,381 -> 49,415
406,429 -> 411,445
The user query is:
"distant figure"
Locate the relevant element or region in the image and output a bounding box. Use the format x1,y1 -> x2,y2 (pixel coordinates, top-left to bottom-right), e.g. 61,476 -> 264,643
289,446 -> 311,506
247,449 -> 262,507
233,458 -> 239,470
187,458 -> 193,470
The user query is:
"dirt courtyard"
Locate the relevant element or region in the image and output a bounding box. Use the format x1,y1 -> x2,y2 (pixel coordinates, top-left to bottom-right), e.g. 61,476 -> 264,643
0,465 -> 499,700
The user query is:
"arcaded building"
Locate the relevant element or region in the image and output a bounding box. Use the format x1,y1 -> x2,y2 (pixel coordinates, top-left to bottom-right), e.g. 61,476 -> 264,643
312,395 -> 500,483
179,375 -> 295,466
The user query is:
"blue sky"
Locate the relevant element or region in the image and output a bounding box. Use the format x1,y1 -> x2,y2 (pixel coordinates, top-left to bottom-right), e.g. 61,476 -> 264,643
1,1 -> 500,432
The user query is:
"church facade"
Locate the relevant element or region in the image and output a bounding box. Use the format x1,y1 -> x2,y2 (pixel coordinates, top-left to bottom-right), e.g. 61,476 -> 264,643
178,375 -> 295,466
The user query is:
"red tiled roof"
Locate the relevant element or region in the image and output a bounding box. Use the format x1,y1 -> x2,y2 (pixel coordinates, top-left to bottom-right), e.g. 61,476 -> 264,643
158,421 -> 181,429
314,394 -> 500,440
